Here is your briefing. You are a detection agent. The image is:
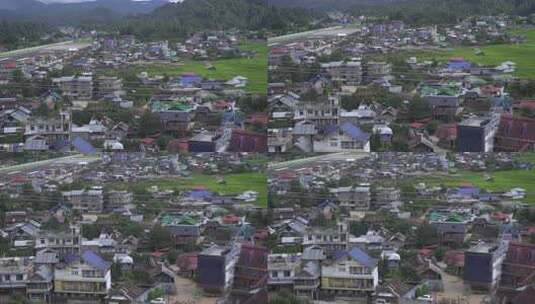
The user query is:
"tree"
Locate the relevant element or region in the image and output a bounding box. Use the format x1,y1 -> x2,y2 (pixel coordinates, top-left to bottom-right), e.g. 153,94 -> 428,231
41,217 -> 63,231
350,221 -> 369,236
111,263 -> 123,281
138,111 -> 162,137
407,96 -> 431,121
414,224 -> 440,247
425,120 -> 439,135
148,288 -> 164,301
167,249 -> 178,264
269,291 -> 309,304
148,225 -> 172,251
82,224 -> 101,239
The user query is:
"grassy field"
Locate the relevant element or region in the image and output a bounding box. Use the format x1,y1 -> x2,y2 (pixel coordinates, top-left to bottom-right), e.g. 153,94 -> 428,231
125,40 -> 267,94
109,172 -> 268,208
406,168 -> 535,204
407,28 -> 535,78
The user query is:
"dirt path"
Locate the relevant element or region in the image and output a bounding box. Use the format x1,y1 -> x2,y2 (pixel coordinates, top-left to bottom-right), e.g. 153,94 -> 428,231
434,264 -> 490,304
168,275 -> 217,304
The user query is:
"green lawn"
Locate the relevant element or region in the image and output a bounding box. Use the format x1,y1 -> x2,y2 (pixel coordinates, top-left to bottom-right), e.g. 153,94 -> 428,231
420,169 -> 535,204
127,41 -> 267,94
109,172 -> 267,208
408,28 -> 535,78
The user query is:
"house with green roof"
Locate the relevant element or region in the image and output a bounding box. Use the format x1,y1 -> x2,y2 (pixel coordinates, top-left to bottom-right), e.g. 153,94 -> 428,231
159,212 -> 202,248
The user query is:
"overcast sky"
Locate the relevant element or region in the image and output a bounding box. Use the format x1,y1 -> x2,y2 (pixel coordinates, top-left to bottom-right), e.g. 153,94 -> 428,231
39,0 -> 181,3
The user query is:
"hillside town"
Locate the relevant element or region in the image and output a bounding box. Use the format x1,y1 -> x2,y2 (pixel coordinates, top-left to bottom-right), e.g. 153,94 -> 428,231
267,15 -> 535,153
0,152 -> 269,304
268,152 -> 535,304
0,30 -> 267,153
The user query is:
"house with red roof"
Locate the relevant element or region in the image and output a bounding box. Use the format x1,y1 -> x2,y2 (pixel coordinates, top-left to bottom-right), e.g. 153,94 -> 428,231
444,250 -> 465,275
228,129 -> 267,153
436,123 -> 457,149
177,252 -> 198,278
495,115 -> 535,151
499,243 -> 535,302
230,243 -> 268,304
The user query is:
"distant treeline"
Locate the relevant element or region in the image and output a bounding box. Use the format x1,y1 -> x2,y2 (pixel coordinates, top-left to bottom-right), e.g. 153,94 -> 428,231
0,21 -> 55,51
271,0 -> 535,26
348,0 -> 535,25
102,0 -> 326,39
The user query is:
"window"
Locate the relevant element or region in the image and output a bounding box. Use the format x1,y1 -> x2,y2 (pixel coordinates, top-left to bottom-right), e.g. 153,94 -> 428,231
271,271 -> 278,278
284,271 -> 291,277
16,274 -> 23,281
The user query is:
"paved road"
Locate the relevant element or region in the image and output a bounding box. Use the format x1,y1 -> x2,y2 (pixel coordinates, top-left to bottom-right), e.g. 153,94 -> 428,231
268,25 -> 361,46
0,154 -> 100,174
0,40 -> 91,59
268,152 -> 369,171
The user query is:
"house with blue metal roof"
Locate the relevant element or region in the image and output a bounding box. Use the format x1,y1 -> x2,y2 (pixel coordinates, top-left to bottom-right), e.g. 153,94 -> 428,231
312,122 -> 371,153
321,246 -> 379,299
53,249 -> 111,301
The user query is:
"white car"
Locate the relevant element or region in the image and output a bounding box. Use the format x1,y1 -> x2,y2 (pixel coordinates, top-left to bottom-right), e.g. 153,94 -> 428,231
150,298 -> 166,304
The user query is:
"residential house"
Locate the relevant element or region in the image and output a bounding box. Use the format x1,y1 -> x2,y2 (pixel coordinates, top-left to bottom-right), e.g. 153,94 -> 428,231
230,244 -> 268,304
0,257 -> 32,299
499,242 -> 535,302
457,115 -> 499,152
330,186 -> 371,212
464,241 -> 508,292
197,244 -> 240,294
24,111 -> 71,148
62,188 -> 104,214
495,115 -> 535,151
321,247 -> 379,300
53,76 -> 93,101
303,222 -> 348,257
54,250 -> 112,302
268,253 -> 300,290
35,225 -> 81,257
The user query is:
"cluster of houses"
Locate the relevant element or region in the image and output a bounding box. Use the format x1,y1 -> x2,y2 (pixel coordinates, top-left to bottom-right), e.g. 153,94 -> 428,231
0,153 -> 269,304
267,152 -> 535,304
0,31 -> 267,153
268,15 -> 535,153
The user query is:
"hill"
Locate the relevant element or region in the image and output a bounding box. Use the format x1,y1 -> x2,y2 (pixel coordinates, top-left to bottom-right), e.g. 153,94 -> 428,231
0,0 -> 169,25
110,0 -> 325,39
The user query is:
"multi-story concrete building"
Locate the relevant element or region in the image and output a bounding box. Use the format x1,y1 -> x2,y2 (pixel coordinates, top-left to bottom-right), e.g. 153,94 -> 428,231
268,253 -> 300,289
330,185 -> 371,212
366,61 -> 392,80
96,76 -> 124,98
457,115 -> 499,152
106,190 -> 134,211
294,95 -> 340,129
0,257 -> 33,299
62,188 -> 104,214
53,76 -> 93,101
303,222 -> 349,257
24,110 -> 71,147
321,59 -> 362,86
197,244 -> 240,294
54,250 -> 112,302
35,225 -> 81,258
26,265 -> 54,303
464,241 -> 508,292
321,246 -> 378,301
